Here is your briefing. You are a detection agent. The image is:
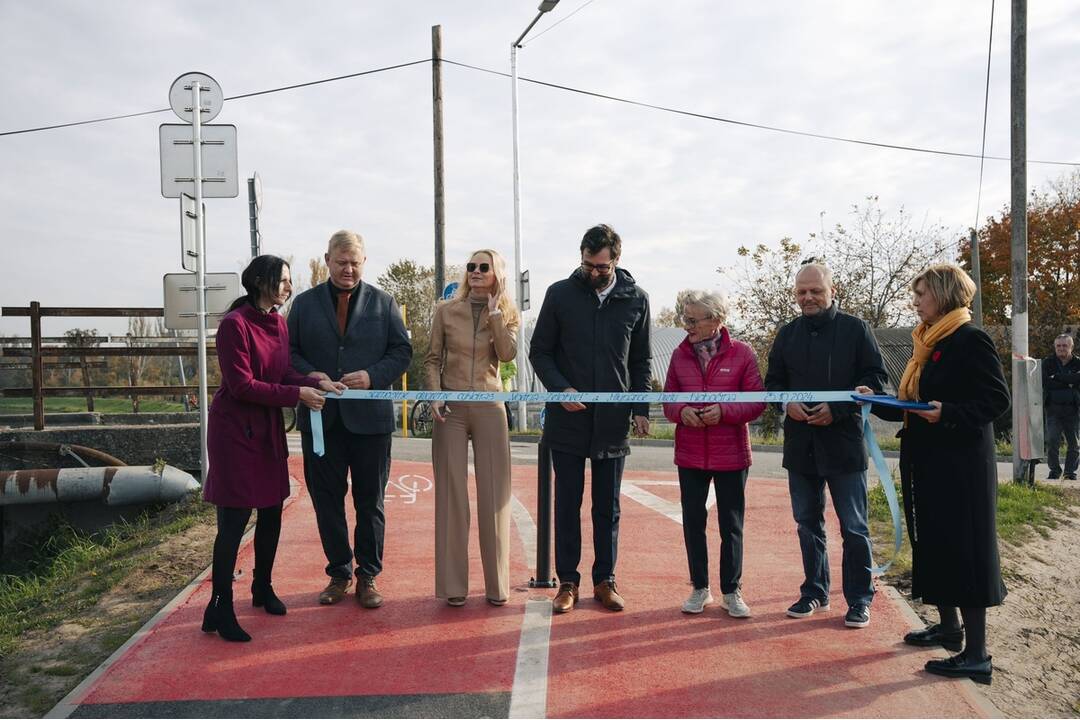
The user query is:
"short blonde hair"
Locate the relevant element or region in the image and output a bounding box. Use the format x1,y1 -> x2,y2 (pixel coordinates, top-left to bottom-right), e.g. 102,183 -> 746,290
327,229 -> 365,255
912,263 -> 976,314
675,289 -> 730,326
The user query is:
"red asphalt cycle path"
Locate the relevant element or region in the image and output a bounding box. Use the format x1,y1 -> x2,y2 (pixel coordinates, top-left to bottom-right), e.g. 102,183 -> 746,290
58,455 -> 992,718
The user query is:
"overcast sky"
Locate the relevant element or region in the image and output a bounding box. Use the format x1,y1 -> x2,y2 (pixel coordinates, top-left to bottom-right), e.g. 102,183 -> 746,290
2,0 -> 1078,338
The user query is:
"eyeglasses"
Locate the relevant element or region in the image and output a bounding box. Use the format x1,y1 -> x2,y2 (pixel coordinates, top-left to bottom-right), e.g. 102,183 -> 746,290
466,262 -> 491,273
581,260 -> 613,274
682,316 -> 713,327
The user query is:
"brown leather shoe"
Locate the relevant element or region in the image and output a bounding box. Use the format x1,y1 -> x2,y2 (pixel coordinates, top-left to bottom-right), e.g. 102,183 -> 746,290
318,577 -> 352,605
594,580 -> 625,611
356,575 -> 383,609
552,582 -> 579,614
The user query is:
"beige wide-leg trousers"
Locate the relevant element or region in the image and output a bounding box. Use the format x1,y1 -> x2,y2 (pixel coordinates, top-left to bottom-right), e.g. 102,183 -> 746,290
432,401 -> 512,602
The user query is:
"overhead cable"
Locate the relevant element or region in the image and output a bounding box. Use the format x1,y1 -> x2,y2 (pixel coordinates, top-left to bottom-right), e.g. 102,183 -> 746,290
442,58 -> 1079,167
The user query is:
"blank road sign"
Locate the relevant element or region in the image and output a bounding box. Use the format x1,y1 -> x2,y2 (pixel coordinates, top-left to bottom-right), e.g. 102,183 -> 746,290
180,193 -> 205,272
159,124 -> 239,198
163,272 -> 240,330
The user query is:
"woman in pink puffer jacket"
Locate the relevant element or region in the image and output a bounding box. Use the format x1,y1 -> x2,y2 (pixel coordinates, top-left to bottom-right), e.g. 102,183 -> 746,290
663,289 -> 765,618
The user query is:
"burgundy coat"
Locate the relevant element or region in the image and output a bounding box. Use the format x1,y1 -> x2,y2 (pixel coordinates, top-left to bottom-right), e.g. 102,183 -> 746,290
203,303 -> 319,508
662,327 -> 765,471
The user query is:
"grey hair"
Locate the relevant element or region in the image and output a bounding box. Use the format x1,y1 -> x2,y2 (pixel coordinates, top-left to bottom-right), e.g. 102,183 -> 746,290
1056,334 -> 1075,345
795,262 -> 834,288
675,289 -> 730,326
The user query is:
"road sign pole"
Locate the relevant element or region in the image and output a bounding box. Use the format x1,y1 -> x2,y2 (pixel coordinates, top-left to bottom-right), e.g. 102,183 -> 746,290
191,80 -> 210,480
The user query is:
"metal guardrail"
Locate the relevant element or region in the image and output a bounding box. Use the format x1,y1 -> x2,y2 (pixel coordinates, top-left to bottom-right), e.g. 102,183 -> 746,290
1,303 -> 217,430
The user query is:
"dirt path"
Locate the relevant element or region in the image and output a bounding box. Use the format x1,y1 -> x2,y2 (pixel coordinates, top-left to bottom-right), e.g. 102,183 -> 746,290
901,503 -> 1080,718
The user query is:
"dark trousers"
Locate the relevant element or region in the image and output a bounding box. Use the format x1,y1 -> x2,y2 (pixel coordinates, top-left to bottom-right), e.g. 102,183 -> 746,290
211,504 -> 282,597
552,449 -> 625,587
787,471 -> 875,607
301,425 -> 392,579
1045,411 -> 1080,475
678,467 -> 747,594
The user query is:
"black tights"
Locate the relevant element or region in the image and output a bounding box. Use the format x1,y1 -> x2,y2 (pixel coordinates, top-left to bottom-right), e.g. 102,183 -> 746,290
211,504 -> 283,598
936,605 -> 988,661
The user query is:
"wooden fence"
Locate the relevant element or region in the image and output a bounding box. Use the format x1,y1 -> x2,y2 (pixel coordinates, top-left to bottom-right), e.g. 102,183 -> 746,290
1,303 -> 217,430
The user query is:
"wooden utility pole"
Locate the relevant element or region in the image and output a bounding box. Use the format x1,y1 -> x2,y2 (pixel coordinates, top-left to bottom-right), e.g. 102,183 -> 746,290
970,228 -> 984,327
432,25 -> 446,298
1010,0 -> 1030,483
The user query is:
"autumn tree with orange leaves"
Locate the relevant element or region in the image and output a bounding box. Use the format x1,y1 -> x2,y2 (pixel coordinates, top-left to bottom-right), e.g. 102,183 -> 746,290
961,170 -> 1080,356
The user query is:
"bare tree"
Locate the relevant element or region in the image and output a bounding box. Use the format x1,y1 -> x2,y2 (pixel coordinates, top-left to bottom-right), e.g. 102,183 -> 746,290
817,197 -> 951,328
64,328 -> 103,411
125,316 -> 162,413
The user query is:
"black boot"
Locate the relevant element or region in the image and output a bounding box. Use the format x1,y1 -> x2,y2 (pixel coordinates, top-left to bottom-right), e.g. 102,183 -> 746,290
252,579 -> 287,616
201,593 -> 251,642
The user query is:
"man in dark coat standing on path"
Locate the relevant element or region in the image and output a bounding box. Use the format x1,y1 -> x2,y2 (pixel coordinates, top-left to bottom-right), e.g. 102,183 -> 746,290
530,224 -> 652,614
288,230 -> 412,609
764,261 -> 887,629
1043,333 -> 1080,480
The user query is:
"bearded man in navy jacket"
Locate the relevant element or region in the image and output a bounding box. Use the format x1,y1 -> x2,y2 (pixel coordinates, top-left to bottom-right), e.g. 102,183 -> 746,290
529,224 -> 652,614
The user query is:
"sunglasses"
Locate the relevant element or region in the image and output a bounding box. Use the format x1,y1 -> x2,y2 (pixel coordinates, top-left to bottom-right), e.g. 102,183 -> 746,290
466,262 -> 491,273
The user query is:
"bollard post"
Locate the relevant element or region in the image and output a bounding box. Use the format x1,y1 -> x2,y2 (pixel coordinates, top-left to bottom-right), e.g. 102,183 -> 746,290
529,439 -> 557,587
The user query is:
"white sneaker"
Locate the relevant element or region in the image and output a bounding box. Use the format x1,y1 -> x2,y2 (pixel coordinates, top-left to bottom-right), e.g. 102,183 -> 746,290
721,590 -> 752,618
681,587 -> 714,614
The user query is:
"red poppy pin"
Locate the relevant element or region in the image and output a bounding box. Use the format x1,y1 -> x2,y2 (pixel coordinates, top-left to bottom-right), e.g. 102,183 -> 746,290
932,350 -> 942,362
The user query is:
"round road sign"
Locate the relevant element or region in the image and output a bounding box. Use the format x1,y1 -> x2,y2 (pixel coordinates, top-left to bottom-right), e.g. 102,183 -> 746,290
168,72 -> 224,124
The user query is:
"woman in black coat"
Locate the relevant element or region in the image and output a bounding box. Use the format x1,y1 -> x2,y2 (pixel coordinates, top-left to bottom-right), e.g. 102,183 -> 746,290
860,263 -> 1009,685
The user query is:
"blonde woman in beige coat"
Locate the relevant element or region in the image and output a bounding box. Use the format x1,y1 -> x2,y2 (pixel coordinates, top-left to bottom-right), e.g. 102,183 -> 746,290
426,249 -> 520,606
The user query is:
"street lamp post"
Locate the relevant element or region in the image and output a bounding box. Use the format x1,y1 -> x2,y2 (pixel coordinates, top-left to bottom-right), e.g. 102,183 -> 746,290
512,0 -> 560,431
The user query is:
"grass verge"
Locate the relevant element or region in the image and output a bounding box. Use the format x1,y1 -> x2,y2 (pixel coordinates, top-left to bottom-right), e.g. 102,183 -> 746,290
867,477 -> 1078,589
0,397 -> 186,414
0,496 -> 213,661
0,495 -> 216,715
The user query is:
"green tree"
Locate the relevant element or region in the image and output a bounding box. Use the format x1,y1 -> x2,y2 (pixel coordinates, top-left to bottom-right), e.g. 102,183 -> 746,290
376,259 -> 462,389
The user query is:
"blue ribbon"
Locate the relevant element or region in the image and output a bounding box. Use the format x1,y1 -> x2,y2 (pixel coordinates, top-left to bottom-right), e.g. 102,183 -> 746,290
307,389 -> 900,574
861,403 -> 902,574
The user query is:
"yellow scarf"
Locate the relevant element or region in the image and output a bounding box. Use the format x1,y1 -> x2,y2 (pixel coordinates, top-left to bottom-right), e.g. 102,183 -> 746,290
897,307 -> 971,401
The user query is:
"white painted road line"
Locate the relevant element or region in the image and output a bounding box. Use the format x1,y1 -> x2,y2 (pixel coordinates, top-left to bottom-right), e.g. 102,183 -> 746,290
509,494 -> 552,718
620,481 -> 716,524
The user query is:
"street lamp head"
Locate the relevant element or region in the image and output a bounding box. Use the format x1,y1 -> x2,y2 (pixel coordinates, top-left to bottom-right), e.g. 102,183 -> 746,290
538,0 -> 560,12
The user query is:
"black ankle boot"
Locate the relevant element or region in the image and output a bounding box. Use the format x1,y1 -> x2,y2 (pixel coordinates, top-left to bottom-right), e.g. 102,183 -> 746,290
202,593 -> 251,642
252,581 -> 287,616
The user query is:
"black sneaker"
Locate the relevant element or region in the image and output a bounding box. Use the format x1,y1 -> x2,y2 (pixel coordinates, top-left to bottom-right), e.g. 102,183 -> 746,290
845,604 -> 871,628
1065,473 -> 1077,481
786,596 -> 829,618
1048,471 -> 1061,480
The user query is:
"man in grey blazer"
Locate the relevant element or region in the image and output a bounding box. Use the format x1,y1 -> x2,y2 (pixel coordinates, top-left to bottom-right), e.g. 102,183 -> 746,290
288,229 -> 412,608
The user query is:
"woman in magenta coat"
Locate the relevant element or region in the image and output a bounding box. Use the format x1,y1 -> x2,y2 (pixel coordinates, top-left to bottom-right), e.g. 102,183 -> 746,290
202,255 -> 344,642
663,289 -> 765,618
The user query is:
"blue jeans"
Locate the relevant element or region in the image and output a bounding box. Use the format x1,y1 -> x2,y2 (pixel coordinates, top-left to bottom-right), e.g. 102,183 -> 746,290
787,471 -> 874,607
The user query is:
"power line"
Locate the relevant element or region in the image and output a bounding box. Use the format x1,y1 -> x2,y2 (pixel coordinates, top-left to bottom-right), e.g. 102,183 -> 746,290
442,58 -> 1080,167
974,0 -> 997,230
5,54 -> 1079,171
522,0 -> 599,46
0,59 -> 430,138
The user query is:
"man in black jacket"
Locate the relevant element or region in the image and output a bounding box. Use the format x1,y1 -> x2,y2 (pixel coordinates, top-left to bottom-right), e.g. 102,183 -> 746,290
530,224 -> 652,614
764,262 -> 887,629
1043,334 -> 1080,480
